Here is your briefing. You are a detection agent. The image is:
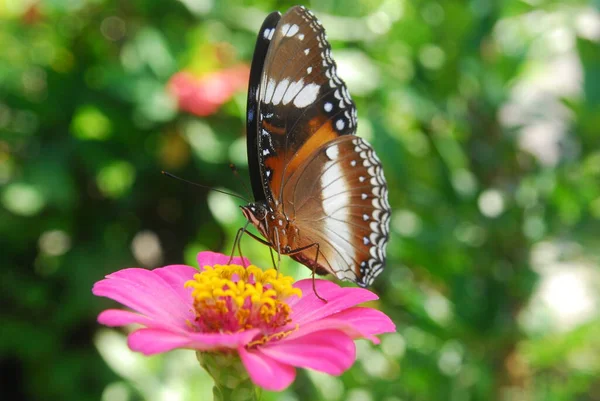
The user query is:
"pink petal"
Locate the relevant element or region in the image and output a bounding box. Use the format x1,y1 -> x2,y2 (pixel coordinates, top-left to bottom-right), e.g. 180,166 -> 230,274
168,72 -> 220,116
327,307 -> 396,341
196,251 -> 250,269
153,264 -> 197,302
284,308 -> 395,344
98,309 -> 156,327
128,328 -> 260,355
238,346 -> 296,391
284,318 -> 367,342
260,329 -> 356,375
168,66 -> 249,117
93,268 -> 194,330
128,328 -> 193,354
97,309 -> 199,333
290,279 -> 379,325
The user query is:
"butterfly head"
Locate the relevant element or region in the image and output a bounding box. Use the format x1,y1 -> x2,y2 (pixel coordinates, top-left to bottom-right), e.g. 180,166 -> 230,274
241,202 -> 268,226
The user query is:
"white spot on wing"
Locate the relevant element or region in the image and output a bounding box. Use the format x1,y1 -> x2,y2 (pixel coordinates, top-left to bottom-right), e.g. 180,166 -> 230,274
282,23 -> 300,37
325,146 -> 339,160
293,83 -> 320,108
336,119 -> 345,131
271,79 -> 290,105
263,29 -> 271,39
324,102 -> 333,112
282,79 -> 304,105
264,79 -> 276,104
321,154 -> 355,266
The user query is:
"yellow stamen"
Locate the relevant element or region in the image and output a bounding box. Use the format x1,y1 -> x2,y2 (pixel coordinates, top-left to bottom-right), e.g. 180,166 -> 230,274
184,264 -> 302,334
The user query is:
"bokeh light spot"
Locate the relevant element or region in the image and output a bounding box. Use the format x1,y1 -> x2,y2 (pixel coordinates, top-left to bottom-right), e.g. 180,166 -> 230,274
419,44 -> 445,70
131,230 -> 163,267
392,209 -> 422,237
185,120 -> 225,163
478,189 -> 505,218
2,183 -> 46,216
381,333 -> 406,359
101,382 -> 130,401
96,161 -> 136,199
347,388 -> 373,401
438,341 -> 463,376
421,2 -> 445,25
367,11 -> 393,35
100,16 -> 126,41
307,370 -> 344,401
454,222 -> 486,247
71,105 -> 112,140
207,190 -> 239,225
451,169 -> 477,197
425,291 -> 452,325
538,268 -> 597,331
39,230 -> 71,256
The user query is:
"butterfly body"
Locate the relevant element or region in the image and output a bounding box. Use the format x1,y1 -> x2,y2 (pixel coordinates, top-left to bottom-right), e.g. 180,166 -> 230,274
243,6 -> 390,287
241,202 -> 300,254
241,201 -> 330,276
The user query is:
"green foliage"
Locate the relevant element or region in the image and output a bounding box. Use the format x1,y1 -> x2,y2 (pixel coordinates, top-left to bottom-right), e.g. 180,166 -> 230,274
1,0 -> 599,400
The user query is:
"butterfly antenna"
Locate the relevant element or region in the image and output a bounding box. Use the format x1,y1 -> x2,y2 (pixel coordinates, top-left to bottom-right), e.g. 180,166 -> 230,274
161,171 -> 250,203
229,163 -> 253,201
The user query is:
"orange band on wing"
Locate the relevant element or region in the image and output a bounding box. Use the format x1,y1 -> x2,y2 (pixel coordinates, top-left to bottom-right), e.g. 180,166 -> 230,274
262,120 -> 286,135
285,119 -> 338,176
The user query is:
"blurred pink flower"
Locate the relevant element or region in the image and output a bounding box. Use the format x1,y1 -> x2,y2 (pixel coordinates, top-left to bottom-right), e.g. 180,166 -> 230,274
168,65 -> 249,116
93,251 -> 395,391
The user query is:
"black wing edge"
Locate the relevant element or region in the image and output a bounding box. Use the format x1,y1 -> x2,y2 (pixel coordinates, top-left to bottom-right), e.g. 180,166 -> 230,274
246,11 -> 282,203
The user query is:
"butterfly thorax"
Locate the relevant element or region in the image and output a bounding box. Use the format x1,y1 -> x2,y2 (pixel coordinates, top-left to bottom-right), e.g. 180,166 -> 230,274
241,202 -> 300,254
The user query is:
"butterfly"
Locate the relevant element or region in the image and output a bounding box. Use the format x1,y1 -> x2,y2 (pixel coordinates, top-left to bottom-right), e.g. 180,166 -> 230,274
241,6 -> 390,287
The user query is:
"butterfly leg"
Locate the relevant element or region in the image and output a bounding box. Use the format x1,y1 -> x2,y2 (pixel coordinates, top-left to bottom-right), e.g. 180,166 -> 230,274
239,229 -> 277,269
242,229 -> 271,246
273,226 -> 282,271
268,247 -> 277,270
286,243 -> 327,303
229,221 -> 255,267
237,231 -> 246,268
229,226 -> 246,265
309,245 -> 327,303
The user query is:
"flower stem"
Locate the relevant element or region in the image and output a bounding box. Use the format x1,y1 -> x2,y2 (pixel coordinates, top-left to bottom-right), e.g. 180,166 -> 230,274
197,351 -> 262,401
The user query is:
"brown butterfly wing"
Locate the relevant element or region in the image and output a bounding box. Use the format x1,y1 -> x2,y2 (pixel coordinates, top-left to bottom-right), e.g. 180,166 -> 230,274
283,135 -> 390,287
255,6 -> 357,206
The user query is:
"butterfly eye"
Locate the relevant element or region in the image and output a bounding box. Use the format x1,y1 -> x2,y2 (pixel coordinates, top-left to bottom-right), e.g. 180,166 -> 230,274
254,205 -> 267,220
283,245 -> 292,253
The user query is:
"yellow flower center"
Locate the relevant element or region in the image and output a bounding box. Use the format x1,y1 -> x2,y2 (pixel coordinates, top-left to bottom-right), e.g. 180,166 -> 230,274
184,264 -> 302,334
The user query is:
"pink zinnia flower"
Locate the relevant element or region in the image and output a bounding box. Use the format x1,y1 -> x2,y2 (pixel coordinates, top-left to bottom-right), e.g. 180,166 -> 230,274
92,251 -> 395,391
168,65 -> 249,117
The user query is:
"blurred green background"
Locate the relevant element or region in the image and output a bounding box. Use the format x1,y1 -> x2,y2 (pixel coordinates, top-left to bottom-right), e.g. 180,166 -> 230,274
2,0 -> 600,400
